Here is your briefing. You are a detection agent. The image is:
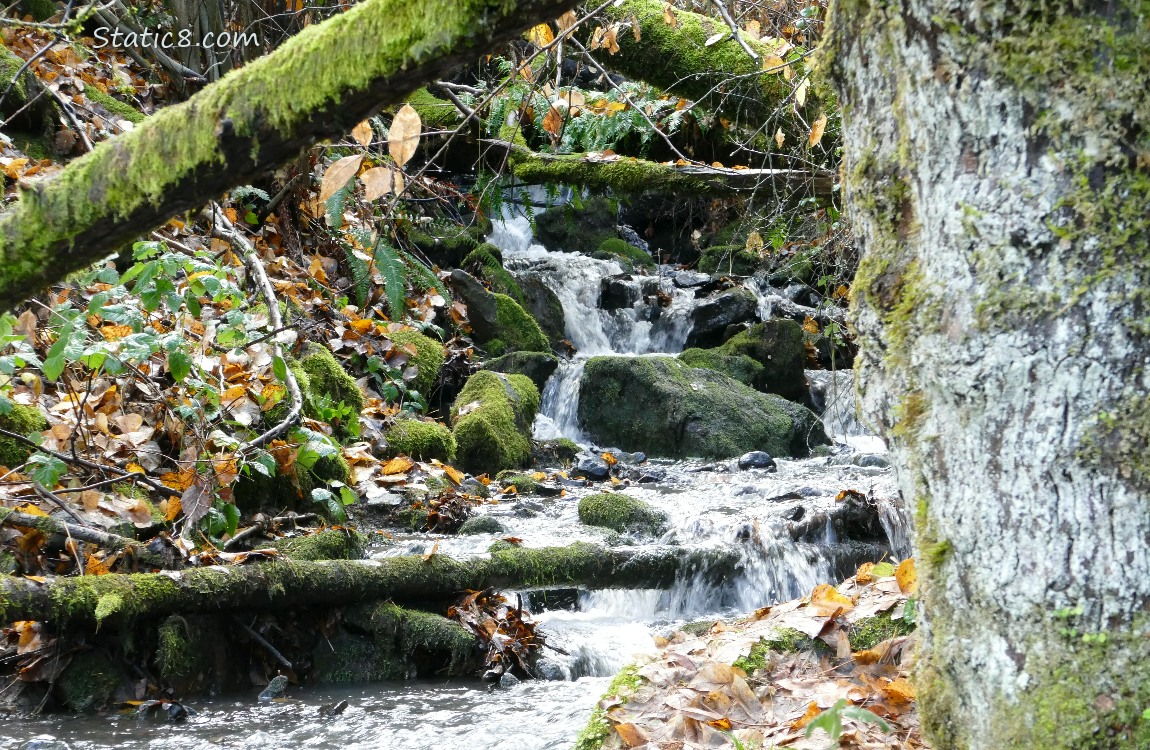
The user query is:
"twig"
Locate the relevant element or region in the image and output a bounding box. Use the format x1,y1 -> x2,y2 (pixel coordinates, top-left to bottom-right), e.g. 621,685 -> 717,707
432,82 -> 481,125
711,0 -> 759,60
0,506 -> 166,567
0,427 -> 170,495
52,474 -> 143,494
260,173 -> 303,221
207,204 -> 303,453
46,87 -> 94,152
33,480 -> 84,523
232,615 -> 293,670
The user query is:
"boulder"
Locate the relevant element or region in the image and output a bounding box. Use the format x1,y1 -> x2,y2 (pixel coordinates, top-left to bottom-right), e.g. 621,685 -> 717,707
386,329 -> 446,397
678,347 -> 765,389
572,454 -> 611,481
451,371 -> 540,473
578,492 -> 667,535
594,238 -> 655,270
601,275 -> 640,311
578,356 -> 828,459
385,419 -> 456,462
483,351 -> 559,393
685,287 -> 759,348
448,270 -> 549,355
715,319 -> 807,401
515,275 -> 567,349
737,451 -> 777,471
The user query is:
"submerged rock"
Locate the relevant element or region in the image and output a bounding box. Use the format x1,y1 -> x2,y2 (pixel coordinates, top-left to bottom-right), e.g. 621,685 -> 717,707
578,492 -> 667,535
578,356 -> 828,459
737,451 -> 777,471
258,675 -> 289,701
572,454 -> 611,481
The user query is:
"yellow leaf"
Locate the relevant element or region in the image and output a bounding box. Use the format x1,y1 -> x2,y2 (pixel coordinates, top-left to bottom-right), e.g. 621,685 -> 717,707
319,154 -> 364,203
351,120 -> 373,147
790,701 -> 822,730
775,127 -> 785,148
525,23 -> 554,46
382,456 -> 414,475
606,101 -> 627,113
856,561 -> 876,584
360,167 -> 394,201
662,3 -> 678,27
746,231 -> 764,256
808,112 -> 828,147
614,723 -> 648,747
388,104 -> 422,168
808,582 -> 854,616
14,502 -> 47,517
542,106 -> 564,136
421,540 -> 439,561
222,385 -> 247,402
883,677 -> 917,705
896,557 -> 918,593
795,77 -> 811,108
762,54 -> 786,73
126,462 -> 146,475
443,465 -> 464,486
833,284 -> 850,300
531,472 -> 546,481
744,19 -> 760,40
802,316 -> 820,335
601,452 -> 618,466
100,324 -> 133,342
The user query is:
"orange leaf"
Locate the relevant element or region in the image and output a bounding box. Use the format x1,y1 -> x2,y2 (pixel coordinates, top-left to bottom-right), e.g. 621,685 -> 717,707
319,154 -> 364,203
662,2 -> 678,27
542,106 -> 564,136
808,112 -> 828,147
600,452 -> 618,466
856,561 -> 876,584
382,456 -> 414,475
100,324 -> 133,342
614,722 -> 648,747
525,23 -> 555,46
809,583 -> 855,617
791,701 -> 822,730
443,465 -> 464,486
882,677 -> 916,705
896,557 -> 918,593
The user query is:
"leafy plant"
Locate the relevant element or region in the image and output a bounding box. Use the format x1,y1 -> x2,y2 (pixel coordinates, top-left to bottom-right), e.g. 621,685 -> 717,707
805,699 -> 891,747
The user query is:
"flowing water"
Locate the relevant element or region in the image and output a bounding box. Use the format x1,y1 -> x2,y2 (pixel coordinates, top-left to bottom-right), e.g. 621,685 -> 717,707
6,210 -> 910,750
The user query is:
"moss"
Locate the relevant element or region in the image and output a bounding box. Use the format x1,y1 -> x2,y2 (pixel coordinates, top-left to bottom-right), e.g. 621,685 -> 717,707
497,472 -> 540,494
578,492 -> 667,535
847,612 -> 916,651
891,389 -> 928,441
268,528 -> 366,561
386,328 -> 446,397
483,351 -> 559,391
732,627 -> 822,672
233,444 -> 350,516
574,664 -> 643,750
463,242 -> 525,304
406,219 -> 483,267
0,403 -> 47,468
402,87 -> 462,129
156,615 -> 198,683
483,293 -> 550,356
300,343 -> 365,417
678,347 -> 764,388
698,244 -> 759,275
714,320 -> 807,400
84,86 -> 145,124
386,418 -> 456,462
58,650 -> 121,711
458,514 -> 504,535
451,371 -> 540,473
597,238 -> 655,269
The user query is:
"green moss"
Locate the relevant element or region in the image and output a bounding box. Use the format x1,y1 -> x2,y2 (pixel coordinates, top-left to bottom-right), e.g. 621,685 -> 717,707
451,371 -> 540,473
847,612 -> 916,651
498,472 -> 539,494
402,87 -> 462,129
484,293 -> 550,356
574,664 -> 643,750
578,492 -> 667,535
386,329 -> 446,397
0,403 -> 47,467
678,347 -> 764,388
891,390 -> 928,441
386,418 -> 456,462
458,514 -> 504,535
732,627 -> 822,672
714,320 -> 807,400
156,615 -> 198,683
597,238 -> 655,269
300,344 -> 365,416
510,150 -> 715,196
406,219 -> 483,267
698,244 -> 759,275
84,86 -> 145,124
269,528 -> 366,561
463,243 -> 525,304
59,650 -> 121,711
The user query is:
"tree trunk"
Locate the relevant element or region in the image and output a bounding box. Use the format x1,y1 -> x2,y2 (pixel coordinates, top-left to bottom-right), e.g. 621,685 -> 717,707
0,543 -> 741,628
828,1 -> 1150,748
0,0 -> 576,312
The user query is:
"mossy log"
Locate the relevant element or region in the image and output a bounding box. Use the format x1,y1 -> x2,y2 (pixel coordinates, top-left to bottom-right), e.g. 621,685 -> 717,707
0,0 -> 578,311
490,139 -> 835,196
0,543 -> 740,628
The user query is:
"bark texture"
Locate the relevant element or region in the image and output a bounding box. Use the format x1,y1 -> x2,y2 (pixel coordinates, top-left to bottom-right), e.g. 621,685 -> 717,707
828,1 -> 1150,747
0,0 -> 576,312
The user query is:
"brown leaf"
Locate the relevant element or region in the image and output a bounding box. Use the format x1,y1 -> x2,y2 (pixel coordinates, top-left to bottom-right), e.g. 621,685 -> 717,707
556,10 -> 578,32
351,119 -> 373,147
614,722 -> 648,747
790,700 -> 822,730
775,127 -> 785,148
663,2 -> 678,27
181,474 -> 212,526
795,77 -> 811,108
319,154 -> 364,203
542,106 -> 564,136
388,104 -> 422,168
360,167 -> 394,201
808,112 -> 828,147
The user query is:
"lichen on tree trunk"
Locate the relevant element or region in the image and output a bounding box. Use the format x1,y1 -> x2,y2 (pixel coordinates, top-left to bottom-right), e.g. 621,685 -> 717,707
827,1 -> 1150,747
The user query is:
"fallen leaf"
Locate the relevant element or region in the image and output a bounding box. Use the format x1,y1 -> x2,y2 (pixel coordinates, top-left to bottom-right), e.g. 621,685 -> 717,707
663,3 -> 678,27
895,558 -> 917,593
809,583 -> 854,617
388,104 -> 422,168
319,154 -> 364,203
382,456 -> 414,475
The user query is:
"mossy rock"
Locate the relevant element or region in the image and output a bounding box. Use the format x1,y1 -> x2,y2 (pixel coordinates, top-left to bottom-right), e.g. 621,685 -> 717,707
497,472 -> 540,494
155,615 -> 220,693
458,514 -> 505,535
300,343 -> 365,415
234,449 -> 350,516
847,611 -> 916,651
535,196 -> 618,256
386,329 -> 446,398
385,418 -> 456,462
732,627 -> 830,673
483,350 -> 559,392
58,650 -> 121,711
516,275 -> 567,350
533,437 -> 580,467
678,347 -> 765,388
578,356 -> 827,459
85,86 -> 144,124
406,219 -> 483,268
451,371 -> 540,474
716,320 -> 807,401
463,243 -> 525,305
574,664 -> 644,750
268,528 -> 366,561
698,244 -> 760,275
578,492 -> 667,535
597,238 -> 655,269
486,293 -> 550,356
0,403 -> 47,468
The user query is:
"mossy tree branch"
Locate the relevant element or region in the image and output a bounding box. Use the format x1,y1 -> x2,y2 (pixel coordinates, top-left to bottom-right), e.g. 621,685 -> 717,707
0,0 -> 578,311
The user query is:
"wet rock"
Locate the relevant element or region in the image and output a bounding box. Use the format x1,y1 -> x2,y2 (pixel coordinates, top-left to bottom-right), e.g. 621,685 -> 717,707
258,675 -> 289,701
515,275 -> 567,350
560,476 -> 590,488
784,505 -> 806,522
572,454 -> 611,480
678,348 -> 764,389
685,287 -> 759,349
458,515 -> 505,535
601,275 -> 640,311
517,500 -> 545,514
578,492 -> 667,535
447,270 -> 549,356
497,671 -> 521,689
579,356 -> 829,459
526,588 -> 582,612
460,478 -> 490,497
535,197 -> 618,256
451,371 -> 540,474
534,657 -> 566,681
674,270 -> 712,288
532,437 -> 580,467
737,451 -> 777,471
483,351 -> 559,393
713,320 -> 808,401
19,740 -> 71,750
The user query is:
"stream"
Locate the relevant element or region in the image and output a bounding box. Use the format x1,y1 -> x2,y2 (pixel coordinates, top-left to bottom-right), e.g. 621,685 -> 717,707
3,211 -> 909,750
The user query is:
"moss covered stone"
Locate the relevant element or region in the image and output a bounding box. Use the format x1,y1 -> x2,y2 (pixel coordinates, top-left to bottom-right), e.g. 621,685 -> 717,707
716,320 -> 807,400
0,403 -> 47,468
847,611 -> 915,651
578,492 -> 667,535
517,275 -> 567,350
458,514 -> 504,535
698,244 -> 760,275
59,650 -> 121,711
534,196 -> 618,256
385,418 -> 456,462
463,243 -> 525,304
732,627 -> 826,673
406,219 -> 483,268
386,328 -> 445,397
300,343 -> 365,417
268,528 -> 366,561
579,356 -> 827,459
485,293 -> 550,356
85,87 -> 145,124
597,238 -> 655,269
532,437 -> 580,467
678,347 -> 765,388
451,371 -> 540,473
483,350 -> 559,392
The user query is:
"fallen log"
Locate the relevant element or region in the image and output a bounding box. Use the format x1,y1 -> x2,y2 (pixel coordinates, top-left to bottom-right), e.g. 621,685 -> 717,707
0,542 -> 741,628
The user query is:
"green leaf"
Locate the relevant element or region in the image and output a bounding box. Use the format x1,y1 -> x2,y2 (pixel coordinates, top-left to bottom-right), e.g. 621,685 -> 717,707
840,705 -> 891,732
339,485 -> 358,506
0,395 -> 13,416
221,502 -> 241,538
273,355 -> 288,382
28,454 -> 67,487
169,351 -> 192,382
372,240 -> 407,319
250,451 -> 276,477
42,353 -> 66,382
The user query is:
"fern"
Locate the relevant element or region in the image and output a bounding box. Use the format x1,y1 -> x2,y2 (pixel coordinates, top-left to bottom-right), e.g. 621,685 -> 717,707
325,179 -> 355,228
396,246 -> 449,302
344,245 -> 371,307
373,239 -> 407,320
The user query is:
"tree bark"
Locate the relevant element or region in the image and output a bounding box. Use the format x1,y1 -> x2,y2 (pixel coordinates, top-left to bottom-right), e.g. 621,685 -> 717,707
0,0 -> 577,312
0,543 -> 741,628
828,1 -> 1150,748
